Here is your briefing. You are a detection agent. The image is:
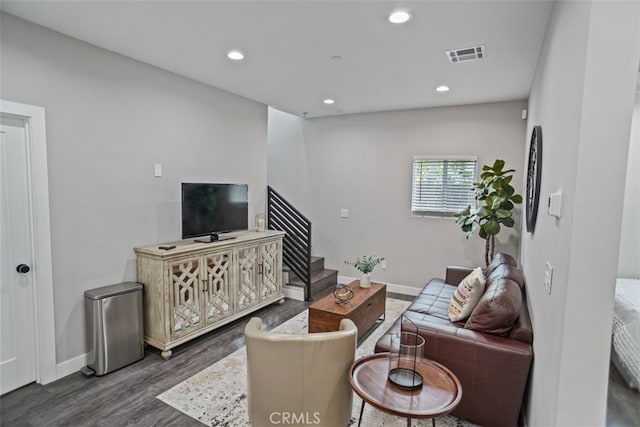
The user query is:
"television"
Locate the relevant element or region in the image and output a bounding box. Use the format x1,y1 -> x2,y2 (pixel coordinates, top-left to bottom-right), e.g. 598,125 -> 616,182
181,183 -> 248,241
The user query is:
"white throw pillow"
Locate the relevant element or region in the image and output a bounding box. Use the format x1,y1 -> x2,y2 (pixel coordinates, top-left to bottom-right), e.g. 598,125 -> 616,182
448,267 -> 486,322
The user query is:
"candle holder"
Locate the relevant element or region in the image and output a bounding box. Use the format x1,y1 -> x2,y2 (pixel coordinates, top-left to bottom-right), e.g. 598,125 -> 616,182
333,284 -> 354,304
255,213 -> 266,232
388,315 -> 424,390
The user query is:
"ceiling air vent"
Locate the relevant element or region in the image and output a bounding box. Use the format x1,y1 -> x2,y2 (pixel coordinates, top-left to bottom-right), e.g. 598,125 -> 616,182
446,45 -> 486,63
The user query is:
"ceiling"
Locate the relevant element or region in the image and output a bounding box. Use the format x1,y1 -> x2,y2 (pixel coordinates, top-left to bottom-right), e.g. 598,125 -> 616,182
1,0 -> 556,118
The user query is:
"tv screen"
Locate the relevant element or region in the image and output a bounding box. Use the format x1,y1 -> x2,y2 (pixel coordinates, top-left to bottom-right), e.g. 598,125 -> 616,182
181,183 -> 248,239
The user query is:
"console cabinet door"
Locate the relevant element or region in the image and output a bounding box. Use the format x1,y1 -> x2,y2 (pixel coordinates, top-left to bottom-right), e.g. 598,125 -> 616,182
259,239 -> 282,301
167,256 -> 204,340
236,245 -> 259,311
203,249 -> 234,325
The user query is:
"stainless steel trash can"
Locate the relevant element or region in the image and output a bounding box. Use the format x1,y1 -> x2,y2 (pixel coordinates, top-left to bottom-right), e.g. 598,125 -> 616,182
84,282 -> 144,376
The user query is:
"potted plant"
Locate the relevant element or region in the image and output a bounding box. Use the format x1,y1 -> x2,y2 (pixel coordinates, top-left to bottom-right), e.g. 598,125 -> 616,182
344,255 -> 384,288
455,159 -> 523,267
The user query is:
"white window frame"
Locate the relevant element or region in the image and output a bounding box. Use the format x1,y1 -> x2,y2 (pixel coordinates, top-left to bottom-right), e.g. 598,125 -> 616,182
411,155 -> 478,218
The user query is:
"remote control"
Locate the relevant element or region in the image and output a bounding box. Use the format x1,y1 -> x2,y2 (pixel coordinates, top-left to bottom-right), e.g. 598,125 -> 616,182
158,245 -> 176,250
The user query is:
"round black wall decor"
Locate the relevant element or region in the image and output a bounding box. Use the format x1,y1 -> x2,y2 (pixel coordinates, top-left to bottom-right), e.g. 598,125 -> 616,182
526,125 -> 543,233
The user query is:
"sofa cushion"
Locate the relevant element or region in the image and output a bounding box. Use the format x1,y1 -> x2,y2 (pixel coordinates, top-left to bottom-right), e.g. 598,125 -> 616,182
407,279 -> 454,324
484,252 -> 517,276
448,267 -> 486,322
464,278 -> 522,336
486,264 -> 525,289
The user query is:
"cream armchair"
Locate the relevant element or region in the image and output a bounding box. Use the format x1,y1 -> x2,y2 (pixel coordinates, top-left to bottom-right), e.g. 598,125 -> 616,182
244,317 -> 358,427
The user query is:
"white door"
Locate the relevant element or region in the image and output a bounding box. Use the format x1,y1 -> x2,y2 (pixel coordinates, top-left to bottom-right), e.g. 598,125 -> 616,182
0,115 -> 37,394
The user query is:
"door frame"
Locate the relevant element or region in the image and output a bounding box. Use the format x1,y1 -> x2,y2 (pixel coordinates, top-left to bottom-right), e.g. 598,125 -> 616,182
1,99 -> 56,385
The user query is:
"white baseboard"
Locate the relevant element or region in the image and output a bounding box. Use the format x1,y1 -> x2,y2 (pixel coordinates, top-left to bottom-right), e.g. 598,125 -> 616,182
54,352 -> 87,382
338,275 -> 421,297
284,276 -> 422,302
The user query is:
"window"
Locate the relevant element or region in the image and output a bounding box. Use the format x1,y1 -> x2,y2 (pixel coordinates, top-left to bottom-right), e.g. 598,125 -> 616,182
411,156 -> 477,217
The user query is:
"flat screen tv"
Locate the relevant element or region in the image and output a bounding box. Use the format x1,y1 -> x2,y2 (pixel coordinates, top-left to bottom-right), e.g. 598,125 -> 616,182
181,183 -> 248,239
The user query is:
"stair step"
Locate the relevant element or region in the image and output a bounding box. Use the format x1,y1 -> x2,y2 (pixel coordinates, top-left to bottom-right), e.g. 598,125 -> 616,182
282,256 -> 325,275
310,256 -> 325,274
289,268 -> 338,298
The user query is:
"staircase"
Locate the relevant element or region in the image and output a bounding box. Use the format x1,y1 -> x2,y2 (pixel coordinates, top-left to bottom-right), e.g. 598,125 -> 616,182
286,256 -> 338,300
267,186 -> 337,301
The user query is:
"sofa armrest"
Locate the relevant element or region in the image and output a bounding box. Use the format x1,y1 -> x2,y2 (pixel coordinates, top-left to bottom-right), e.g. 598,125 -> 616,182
445,266 -> 474,285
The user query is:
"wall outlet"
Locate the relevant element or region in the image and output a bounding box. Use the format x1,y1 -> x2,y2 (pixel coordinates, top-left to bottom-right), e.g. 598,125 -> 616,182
381,259 -> 387,270
340,208 -> 349,218
544,261 -> 553,295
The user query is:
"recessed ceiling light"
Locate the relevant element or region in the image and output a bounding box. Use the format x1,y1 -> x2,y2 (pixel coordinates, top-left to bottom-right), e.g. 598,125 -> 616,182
389,10 -> 411,24
227,50 -> 244,60
436,85 -> 450,92
323,99 -> 335,105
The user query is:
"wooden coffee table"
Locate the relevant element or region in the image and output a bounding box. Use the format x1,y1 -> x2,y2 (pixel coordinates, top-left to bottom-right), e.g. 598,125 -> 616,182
349,353 -> 462,427
308,281 -> 386,338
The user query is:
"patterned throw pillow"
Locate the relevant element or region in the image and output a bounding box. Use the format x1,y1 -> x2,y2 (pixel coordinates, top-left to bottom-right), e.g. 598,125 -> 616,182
448,267 -> 486,322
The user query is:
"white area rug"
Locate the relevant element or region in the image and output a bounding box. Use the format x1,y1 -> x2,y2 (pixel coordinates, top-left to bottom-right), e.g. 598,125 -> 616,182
158,298 -> 476,426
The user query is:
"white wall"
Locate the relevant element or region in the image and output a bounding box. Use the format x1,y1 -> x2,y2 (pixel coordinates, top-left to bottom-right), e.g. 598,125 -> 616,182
521,1 -> 640,425
268,101 -> 527,289
618,91 -> 640,278
0,13 -> 268,364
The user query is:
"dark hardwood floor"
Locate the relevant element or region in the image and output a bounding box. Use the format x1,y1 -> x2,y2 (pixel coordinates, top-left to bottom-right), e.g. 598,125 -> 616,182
606,363 -> 640,427
1,290 -> 636,426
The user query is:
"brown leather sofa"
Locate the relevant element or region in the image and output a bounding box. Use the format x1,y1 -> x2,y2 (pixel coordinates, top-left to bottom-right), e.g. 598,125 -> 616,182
375,253 -> 533,427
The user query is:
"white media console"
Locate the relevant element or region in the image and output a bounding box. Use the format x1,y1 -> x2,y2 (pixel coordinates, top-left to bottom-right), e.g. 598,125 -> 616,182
134,230 -> 285,359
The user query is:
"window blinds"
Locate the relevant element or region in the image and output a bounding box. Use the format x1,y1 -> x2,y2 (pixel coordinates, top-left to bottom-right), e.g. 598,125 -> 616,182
411,156 -> 477,217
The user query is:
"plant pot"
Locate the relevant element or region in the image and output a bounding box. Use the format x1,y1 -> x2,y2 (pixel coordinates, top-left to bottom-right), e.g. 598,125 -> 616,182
360,273 -> 371,288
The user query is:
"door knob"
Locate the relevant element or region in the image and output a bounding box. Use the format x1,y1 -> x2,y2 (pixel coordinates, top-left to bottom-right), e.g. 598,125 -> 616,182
16,264 -> 31,274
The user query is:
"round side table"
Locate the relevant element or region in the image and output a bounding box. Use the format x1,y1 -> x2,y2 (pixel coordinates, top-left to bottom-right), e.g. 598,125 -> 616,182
349,353 -> 462,427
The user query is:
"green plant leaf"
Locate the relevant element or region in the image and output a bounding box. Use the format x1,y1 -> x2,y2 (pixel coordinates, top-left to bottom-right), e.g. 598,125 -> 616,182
491,196 -> 503,210
478,227 -> 488,239
510,194 -> 523,204
496,209 -> 512,219
503,218 -> 515,227
482,219 -> 500,236
493,159 -> 505,173
505,185 -> 515,197
458,206 -> 471,216
478,207 -> 491,217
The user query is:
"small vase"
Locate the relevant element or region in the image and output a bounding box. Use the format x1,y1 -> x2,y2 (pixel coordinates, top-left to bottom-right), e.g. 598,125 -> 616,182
255,213 -> 266,232
360,273 -> 371,288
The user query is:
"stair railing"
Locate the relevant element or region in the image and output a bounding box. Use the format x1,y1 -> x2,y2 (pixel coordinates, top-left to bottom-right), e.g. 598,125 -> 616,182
267,186 -> 312,301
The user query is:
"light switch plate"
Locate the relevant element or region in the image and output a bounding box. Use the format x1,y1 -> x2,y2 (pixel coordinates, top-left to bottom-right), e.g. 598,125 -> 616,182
548,191 -> 562,218
154,163 -> 162,177
340,208 -> 349,218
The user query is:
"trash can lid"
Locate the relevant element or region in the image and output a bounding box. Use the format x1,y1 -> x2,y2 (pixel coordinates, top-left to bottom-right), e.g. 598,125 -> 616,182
84,282 -> 143,300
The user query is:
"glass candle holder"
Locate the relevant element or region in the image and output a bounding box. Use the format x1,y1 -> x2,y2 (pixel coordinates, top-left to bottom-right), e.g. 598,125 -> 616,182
255,213 -> 266,232
388,331 -> 425,390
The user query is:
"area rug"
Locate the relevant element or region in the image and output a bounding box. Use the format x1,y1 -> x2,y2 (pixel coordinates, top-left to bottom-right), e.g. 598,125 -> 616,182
158,298 -> 476,426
